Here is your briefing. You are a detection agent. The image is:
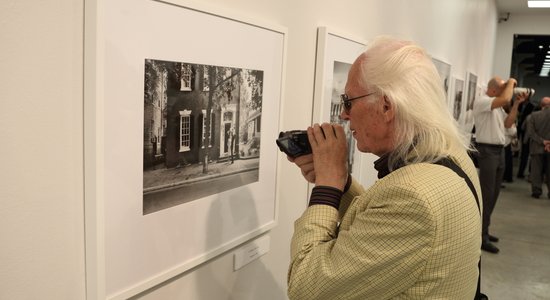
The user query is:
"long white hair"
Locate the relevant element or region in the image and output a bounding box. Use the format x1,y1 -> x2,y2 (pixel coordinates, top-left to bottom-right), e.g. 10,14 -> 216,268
358,36 -> 471,169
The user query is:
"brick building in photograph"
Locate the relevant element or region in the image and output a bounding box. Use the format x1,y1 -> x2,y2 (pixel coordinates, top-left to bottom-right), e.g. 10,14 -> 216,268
144,60 -> 263,171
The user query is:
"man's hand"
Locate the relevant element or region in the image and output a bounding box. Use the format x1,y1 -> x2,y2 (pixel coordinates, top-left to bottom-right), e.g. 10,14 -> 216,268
307,123 -> 349,191
287,154 -> 315,183
513,91 -> 529,106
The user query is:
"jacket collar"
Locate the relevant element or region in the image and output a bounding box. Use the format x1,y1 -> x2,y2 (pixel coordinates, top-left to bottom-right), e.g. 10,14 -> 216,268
374,153 -> 405,179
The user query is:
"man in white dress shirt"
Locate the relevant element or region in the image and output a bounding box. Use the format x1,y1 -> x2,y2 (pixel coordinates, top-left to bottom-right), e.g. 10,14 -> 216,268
473,76 -> 527,254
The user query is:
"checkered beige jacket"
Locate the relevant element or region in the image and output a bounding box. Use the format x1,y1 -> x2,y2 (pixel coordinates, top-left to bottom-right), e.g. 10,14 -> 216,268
288,148 -> 482,299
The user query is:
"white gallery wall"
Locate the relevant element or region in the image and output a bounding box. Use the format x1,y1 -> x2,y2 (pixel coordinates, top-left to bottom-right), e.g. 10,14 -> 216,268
1,0 -> 501,299
0,1 -> 86,300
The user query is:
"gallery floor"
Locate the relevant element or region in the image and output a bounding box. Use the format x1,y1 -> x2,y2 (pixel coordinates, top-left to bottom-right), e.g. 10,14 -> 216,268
480,174 -> 550,300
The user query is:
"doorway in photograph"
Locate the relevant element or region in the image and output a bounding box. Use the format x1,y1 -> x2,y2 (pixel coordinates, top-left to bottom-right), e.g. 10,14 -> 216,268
143,59 -> 263,214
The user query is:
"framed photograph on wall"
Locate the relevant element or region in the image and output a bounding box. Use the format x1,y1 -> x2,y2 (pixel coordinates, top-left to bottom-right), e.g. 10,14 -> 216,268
451,77 -> 465,123
431,57 -> 452,102
313,27 -> 377,188
84,0 -> 286,299
463,72 -> 478,132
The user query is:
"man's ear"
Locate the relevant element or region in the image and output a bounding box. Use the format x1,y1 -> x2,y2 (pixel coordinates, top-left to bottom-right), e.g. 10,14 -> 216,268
382,95 -> 395,122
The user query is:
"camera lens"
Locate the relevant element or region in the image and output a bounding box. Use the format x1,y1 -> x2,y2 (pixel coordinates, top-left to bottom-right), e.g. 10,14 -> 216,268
513,87 -> 535,97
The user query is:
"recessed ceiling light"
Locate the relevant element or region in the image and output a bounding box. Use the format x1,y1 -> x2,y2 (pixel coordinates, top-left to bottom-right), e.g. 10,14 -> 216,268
528,1 -> 550,8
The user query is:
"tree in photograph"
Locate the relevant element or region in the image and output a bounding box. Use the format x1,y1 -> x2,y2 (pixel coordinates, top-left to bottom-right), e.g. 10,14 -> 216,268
246,69 -> 263,111
202,66 -> 240,173
200,66 -> 263,173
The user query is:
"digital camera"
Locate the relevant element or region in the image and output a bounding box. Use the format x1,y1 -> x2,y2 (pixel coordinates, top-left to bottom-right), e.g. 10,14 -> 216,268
276,130 -> 312,158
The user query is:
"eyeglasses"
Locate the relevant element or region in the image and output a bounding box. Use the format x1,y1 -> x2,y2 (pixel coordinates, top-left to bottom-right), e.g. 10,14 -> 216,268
340,92 -> 376,113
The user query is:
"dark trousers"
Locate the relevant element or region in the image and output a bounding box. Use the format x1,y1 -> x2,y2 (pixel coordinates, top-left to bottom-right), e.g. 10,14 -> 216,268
517,142 -> 530,177
503,144 -> 513,182
530,152 -> 550,197
477,143 -> 505,241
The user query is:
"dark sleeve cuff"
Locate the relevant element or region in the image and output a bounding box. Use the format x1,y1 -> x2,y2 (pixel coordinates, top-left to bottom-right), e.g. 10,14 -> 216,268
308,186 -> 343,209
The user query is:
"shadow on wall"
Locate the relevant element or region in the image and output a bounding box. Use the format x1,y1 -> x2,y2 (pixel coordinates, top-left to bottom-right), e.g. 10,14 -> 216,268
130,189 -> 285,300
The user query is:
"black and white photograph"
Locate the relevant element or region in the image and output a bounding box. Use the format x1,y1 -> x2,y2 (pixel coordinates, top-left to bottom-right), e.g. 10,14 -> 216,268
466,72 -> 478,111
331,61 -> 356,173
143,59 -> 264,214
463,72 -> 478,131
432,57 -> 451,99
453,78 -> 464,121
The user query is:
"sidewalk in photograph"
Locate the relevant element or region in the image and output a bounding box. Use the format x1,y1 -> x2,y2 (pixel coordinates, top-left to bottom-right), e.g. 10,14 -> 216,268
143,156 -> 260,194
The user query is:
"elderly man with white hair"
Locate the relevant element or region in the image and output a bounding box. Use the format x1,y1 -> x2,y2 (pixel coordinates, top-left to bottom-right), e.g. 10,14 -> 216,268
286,36 -> 483,299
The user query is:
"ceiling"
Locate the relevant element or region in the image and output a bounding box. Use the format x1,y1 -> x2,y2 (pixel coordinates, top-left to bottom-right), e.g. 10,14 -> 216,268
511,34 -> 550,78
494,0 -> 550,78
495,0 -> 550,14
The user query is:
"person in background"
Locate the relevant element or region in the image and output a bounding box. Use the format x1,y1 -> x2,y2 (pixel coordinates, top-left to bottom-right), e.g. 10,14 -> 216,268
526,97 -> 550,199
516,101 -> 536,179
229,125 -> 236,164
502,117 -> 517,183
286,36 -> 482,299
472,77 -> 527,254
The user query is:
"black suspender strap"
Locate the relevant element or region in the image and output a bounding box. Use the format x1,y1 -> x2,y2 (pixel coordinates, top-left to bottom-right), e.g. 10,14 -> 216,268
434,158 -> 486,300
434,158 -> 480,212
